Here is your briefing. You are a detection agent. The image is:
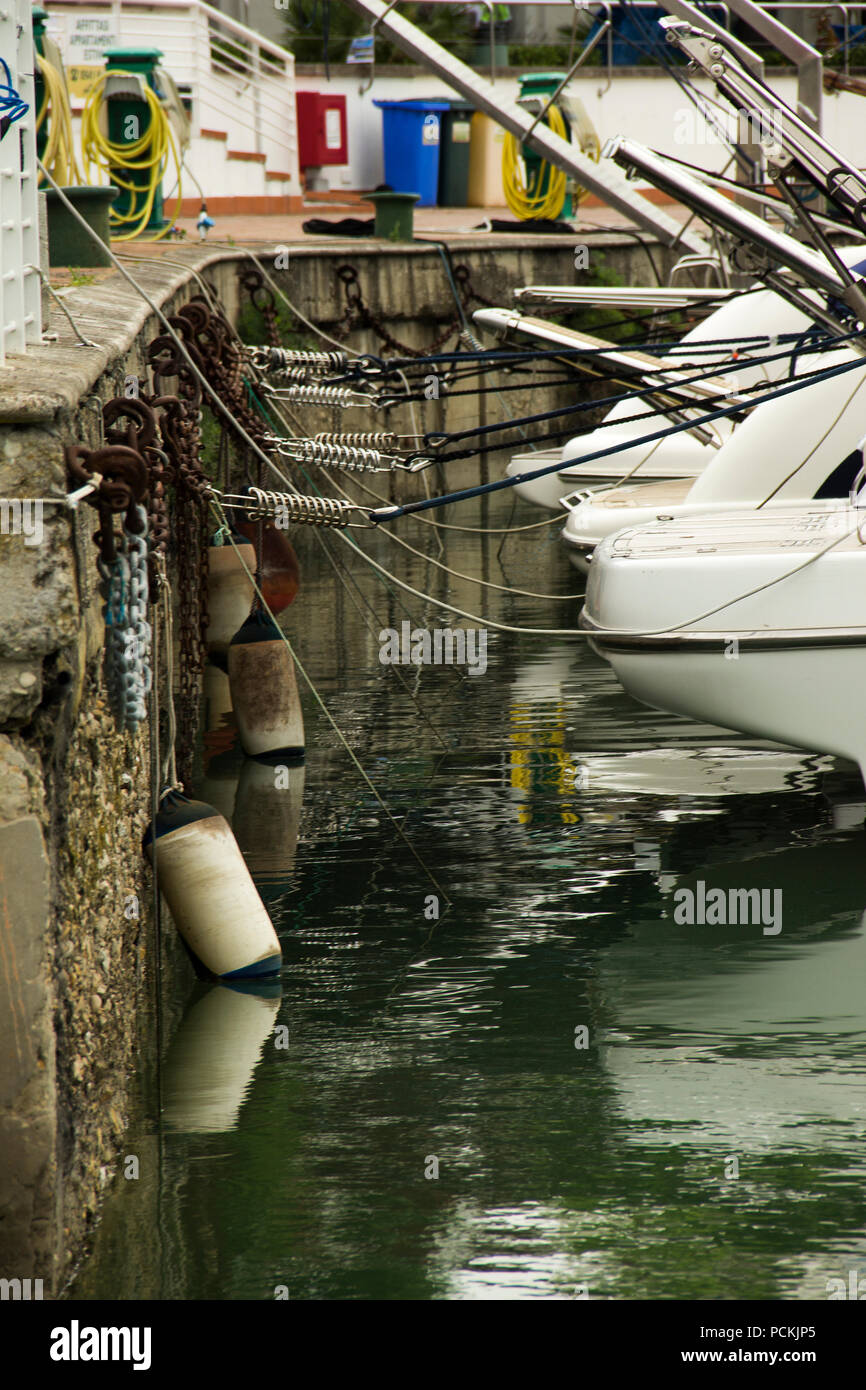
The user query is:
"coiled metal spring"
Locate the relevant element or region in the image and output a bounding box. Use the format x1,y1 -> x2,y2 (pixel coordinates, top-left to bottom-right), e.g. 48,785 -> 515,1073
272,382 -> 361,408
315,431 -> 398,449
274,364 -> 333,384
245,488 -> 356,528
296,439 -> 385,472
268,347 -> 347,373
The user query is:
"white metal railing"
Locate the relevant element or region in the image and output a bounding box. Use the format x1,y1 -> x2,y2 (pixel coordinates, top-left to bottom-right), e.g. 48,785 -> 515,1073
0,0 -> 43,366
44,0 -> 300,189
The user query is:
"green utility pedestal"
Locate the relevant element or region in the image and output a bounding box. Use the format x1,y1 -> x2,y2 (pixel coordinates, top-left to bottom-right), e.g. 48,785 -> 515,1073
517,71 -> 573,220
103,46 -> 166,233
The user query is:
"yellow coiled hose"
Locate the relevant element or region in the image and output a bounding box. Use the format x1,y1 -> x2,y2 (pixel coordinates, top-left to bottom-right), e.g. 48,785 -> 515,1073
81,72 -> 182,241
502,103 -> 599,220
36,54 -> 82,186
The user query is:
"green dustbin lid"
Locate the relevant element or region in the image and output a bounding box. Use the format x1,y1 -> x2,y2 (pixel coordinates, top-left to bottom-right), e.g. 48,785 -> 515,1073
104,46 -> 164,62
519,72 -> 568,93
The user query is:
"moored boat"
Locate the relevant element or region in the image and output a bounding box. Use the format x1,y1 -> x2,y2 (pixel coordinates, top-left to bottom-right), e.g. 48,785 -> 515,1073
579,502 -> 866,786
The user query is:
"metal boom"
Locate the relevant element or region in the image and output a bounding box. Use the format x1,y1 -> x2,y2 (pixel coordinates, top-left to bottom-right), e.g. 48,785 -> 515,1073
340,0 -> 710,255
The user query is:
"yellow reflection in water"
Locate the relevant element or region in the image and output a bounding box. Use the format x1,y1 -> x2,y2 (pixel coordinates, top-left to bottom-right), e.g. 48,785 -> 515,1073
509,701 -> 578,826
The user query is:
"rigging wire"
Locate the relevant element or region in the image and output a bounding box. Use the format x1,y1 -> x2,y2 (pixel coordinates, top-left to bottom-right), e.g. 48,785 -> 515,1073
323,470 -> 584,602
209,495 -> 453,907
48,170 -> 866,723
414,335 -> 863,460
369,351 -> 866,520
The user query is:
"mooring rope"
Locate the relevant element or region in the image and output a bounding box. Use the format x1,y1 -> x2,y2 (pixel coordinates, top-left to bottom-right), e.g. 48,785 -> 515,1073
323,469 -> 583,602
369,351 -> 866,521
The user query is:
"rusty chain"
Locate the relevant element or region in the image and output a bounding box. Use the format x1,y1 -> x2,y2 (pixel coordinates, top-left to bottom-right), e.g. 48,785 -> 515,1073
328,262 -> 499,358
241,267 -> 281,348
145,317 -> 215,792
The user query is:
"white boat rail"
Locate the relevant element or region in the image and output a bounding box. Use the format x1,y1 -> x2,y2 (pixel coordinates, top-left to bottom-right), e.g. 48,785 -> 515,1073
605,136 -> 866,338
661,18 -> 856,220
513,286 -> 735,307
472,308 -> 752,406
0,0 -> 43,366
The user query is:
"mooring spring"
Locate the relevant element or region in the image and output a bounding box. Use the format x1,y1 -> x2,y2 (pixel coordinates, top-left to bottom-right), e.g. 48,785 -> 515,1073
294,439 -> 385,472
244,488 -> 356,528
270,382 -> 363,408
315,431 -> 398,449
266,347 -> 347,373
272,364 -> 331,384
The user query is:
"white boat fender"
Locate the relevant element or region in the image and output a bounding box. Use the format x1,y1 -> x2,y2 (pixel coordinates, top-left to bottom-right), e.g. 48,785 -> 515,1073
227,610 -> 305,763
143,790 -> 282,981
206,530 -> 256,657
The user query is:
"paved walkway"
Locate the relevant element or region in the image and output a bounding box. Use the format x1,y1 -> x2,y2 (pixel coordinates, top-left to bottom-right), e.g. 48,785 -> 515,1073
46,202 -> 706,282
170,200 -> 697,244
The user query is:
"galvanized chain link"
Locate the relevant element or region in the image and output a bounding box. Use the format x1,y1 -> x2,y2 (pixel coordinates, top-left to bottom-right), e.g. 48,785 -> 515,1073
97,502 -> 152,733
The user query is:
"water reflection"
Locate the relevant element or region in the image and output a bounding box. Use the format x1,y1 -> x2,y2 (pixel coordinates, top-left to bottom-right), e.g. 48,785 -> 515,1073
600,836 -> 866,1152
234,759 -> 305,891
163,982 -> 282,1134
73,498 -> 866,1302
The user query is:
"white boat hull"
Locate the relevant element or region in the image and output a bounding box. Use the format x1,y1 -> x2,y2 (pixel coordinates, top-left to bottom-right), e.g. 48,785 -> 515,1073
562,344 -> 866,570
580,504 -> 866,785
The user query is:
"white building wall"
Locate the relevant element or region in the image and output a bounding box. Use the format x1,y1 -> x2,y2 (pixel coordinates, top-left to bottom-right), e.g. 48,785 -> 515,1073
294,66 -> 866,196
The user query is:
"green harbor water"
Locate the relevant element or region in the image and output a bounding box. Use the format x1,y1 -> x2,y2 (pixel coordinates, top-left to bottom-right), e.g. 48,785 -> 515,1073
72,495 -> 866,1301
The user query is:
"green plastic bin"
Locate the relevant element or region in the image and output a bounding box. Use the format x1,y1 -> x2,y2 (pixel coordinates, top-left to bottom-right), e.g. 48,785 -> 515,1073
438,100 -> 475,207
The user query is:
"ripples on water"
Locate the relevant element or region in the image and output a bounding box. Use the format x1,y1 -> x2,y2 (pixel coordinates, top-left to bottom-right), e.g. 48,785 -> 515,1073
73,496 -> 866,1301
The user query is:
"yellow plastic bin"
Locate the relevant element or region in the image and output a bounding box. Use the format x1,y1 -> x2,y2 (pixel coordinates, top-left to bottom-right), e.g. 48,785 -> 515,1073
467,112 -> 507,207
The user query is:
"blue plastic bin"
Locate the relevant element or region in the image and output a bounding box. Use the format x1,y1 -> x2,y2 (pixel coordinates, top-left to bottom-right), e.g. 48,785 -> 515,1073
373,99 -> 451,206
